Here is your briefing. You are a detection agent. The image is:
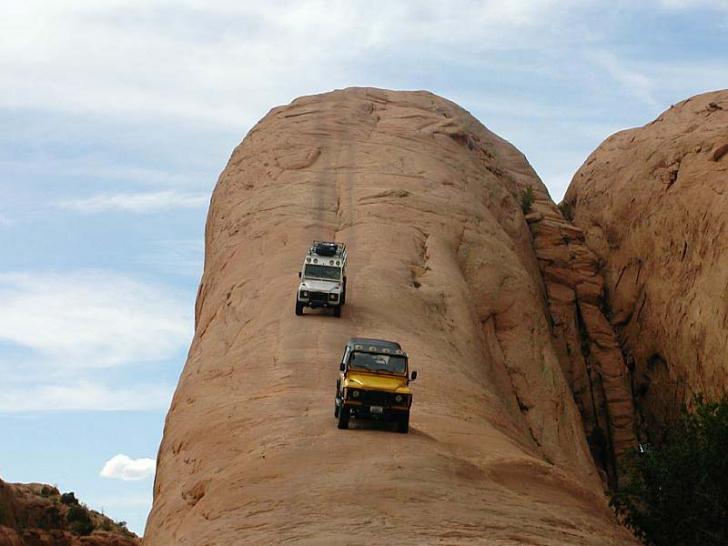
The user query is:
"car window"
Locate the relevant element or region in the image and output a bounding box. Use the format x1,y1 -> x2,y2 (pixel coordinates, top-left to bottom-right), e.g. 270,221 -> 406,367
304,264 -> 341,280
350,352 -> 406,374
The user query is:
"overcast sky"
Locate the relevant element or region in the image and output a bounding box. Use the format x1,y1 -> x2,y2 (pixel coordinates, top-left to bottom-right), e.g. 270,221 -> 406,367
1,0 -> 727,535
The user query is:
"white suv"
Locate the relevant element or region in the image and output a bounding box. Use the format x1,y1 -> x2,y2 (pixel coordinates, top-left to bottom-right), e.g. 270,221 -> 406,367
295,241 -> 347,317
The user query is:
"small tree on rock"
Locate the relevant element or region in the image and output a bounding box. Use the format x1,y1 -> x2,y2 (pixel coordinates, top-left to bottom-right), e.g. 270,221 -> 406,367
611,396 -> 728,546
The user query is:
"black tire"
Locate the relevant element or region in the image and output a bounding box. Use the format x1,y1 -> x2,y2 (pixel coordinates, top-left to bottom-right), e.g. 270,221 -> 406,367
397,413 -> 409,433
334,381 -> 341,418
341,276 -> 347,305
333,305 -> 341,318
295,300 -> 304,316
337,405 -> 350,429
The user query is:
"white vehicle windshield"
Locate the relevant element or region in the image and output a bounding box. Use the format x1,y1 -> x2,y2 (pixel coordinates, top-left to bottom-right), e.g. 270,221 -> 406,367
304,264 -> 341,280
349,352 -> 407,375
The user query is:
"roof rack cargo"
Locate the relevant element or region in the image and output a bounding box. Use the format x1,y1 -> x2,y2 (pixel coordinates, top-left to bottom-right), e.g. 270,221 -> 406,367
308,241 -> 347,263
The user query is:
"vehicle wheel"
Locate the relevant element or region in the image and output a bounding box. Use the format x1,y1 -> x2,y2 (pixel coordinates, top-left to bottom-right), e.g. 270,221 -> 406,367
397,413 -> 409,433
295,301 -> 304,316
334,382 -> 341,418
337,405 -> 350,429
333,305 -> 341,318
341,276 -> 347,305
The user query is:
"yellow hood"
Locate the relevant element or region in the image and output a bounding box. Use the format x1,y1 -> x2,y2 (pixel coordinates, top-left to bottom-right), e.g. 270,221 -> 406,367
344,371 -> 411,394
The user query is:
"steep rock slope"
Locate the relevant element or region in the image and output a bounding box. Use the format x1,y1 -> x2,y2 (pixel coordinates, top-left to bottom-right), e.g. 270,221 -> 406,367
145,88 -> 636,545
0,480 -> 139,546
564,90 -> 728,437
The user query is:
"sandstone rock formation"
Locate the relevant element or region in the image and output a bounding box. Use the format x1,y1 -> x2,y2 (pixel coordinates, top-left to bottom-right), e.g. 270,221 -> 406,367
524,193 -> 635,486
564,90 -> 728,439
145,88 -> 637,545
0,480 -> 139,546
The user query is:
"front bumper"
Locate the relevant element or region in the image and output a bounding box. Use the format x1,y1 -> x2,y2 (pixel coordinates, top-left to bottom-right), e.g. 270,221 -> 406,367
298,291 -> 340,307
341,399 -> 410,420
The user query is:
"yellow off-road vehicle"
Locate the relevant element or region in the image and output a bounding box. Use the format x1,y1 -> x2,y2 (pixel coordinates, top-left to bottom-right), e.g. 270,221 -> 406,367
334,338 -> 417,433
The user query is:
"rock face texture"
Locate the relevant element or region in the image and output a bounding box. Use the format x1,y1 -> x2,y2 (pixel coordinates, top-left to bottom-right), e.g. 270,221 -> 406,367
564,90 -> 728,438
524,194 -> 635,485
0,480 -> 139,546
145,88 -> 636,545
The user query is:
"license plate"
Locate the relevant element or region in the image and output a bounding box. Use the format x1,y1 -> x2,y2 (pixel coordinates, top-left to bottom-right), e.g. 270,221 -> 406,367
370,406 -> 383,414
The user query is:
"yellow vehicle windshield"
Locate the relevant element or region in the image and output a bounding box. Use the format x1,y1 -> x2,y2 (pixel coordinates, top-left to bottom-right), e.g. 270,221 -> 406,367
349,351 -> 407,375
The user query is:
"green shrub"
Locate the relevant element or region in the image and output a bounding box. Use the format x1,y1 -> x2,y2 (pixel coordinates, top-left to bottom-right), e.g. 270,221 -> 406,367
520,187 -> 535,213
558,200 -> 574,221
66,504 -> 94,536
611,396 -> 728,545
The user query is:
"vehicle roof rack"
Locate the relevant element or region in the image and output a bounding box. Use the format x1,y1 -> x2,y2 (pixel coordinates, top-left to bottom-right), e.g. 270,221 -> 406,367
307,241 -> 347,264
346,338 -> 405,356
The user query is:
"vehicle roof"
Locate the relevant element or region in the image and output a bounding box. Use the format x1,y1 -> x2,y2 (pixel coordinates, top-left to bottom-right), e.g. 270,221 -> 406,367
346,338 -> 403,351
306,241 -> 347,263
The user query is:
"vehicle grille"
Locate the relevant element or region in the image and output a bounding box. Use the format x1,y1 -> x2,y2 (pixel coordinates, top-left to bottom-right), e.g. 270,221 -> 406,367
359,390 -> 394,406
309,292 -> 328,302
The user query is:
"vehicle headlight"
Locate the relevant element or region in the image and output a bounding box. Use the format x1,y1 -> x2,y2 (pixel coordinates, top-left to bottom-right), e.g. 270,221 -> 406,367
395,394 -> 404,403
329,293 -> 338,301
300,290 -> 309,298
351,390 -> 360,399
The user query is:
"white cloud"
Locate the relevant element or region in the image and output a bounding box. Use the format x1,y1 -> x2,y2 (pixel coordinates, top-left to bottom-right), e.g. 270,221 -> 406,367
658,0 -> 728,9
134,238 -> 204,276
637,61 -> 728,103
0,381 -> 174,412
2,0 -> 725,209
587,50 -> 659,108
100,454 -> 156,481
0,0 -> 589,127
0,271 -> 191,368
58,191 -> 209,213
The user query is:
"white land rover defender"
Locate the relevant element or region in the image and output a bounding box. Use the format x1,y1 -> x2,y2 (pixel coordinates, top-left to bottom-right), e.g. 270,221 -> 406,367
295,241 -> 347,317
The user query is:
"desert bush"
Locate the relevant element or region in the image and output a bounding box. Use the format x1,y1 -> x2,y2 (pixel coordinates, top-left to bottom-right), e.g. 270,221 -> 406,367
611,396 -> 728,545
66,504 -> 94,536
520,187 -> 535,213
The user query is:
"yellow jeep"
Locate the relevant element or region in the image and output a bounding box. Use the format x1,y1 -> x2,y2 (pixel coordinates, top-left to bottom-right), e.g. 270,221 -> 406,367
334,337 -> 417,433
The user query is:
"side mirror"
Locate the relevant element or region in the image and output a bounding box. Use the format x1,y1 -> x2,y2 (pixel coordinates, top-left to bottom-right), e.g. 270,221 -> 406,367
410,370 -> 418,381
298,271 -> 302,278
339,362 -> 345,372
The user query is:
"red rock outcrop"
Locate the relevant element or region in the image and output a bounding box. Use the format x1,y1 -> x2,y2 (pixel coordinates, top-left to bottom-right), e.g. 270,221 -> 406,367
564,90 -> 728,438
523,193 -> 636,485
0,480 -> 139,546
145,88 -> 637,545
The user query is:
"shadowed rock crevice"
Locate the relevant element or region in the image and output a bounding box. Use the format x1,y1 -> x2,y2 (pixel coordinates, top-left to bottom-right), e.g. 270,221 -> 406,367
521,186 -> 637,487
